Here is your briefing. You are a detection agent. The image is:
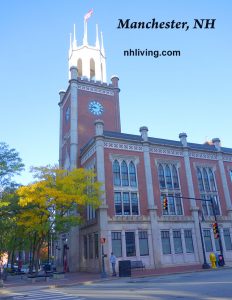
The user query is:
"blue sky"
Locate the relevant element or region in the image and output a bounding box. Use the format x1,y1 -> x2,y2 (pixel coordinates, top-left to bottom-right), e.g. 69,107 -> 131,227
0,0 -> 231,185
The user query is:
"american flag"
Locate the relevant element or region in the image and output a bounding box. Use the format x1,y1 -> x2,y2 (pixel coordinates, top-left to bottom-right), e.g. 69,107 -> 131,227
84,9 -> 93,21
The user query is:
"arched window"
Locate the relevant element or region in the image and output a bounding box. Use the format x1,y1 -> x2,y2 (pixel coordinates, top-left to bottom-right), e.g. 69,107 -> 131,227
209,169 -> 216,192
197,168 -> 204,192
90,58 -> 95,80
129,161 -> 137,187
158,164 -> 165,188
121,161 -> 129,186
172,165 -> 179,189
165,165 -> 173,189
77,59 -> 82,77
113,160 -> 120,186
203,168 -> 210,192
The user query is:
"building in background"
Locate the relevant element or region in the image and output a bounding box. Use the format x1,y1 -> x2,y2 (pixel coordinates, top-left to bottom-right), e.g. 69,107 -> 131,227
56,18 -> 232,273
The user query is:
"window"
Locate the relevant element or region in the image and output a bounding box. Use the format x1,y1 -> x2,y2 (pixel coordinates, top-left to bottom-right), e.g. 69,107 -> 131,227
173,230 -> 183,254
196,167 -> 220,217
203,229 -> 213,252
123,192 -> 130,215
113,160 -> 121,186
114,192 -> 139,216
83,235 -> 88,259
165,165 -> 173,189
223,229 -> 232,251
197,168 -> 204,192
184,230 -> 194,253
203,168 -> 210,192
125,232 -> 136,256
113,159 -> 139,216
172,165 -> 179,188
161,231 -> 171,254
121,161 -> 129,186
114,192 -> 122,215
89,234 -> 93,259
129,161 -> 137,187
112,232 -> 122,257
139,231 -> 149,256
209,169 -> 216,191
131,193 -> 139,215
94,233 -> 99,258
158,163 -> 183,216
158,164 -> 165,188
161,193 -> 183,215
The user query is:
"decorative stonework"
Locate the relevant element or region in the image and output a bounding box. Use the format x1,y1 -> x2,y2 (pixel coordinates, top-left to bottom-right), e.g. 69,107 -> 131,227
150,147 -> 183,157
223,155 -> 232,162
109,215 -> 150,222
155,159 -> 181,167
77,84 -> 114,96
189,151 -> 217,160
81,146 -> 96,165
104,142 -> 143,152
109,153 -> 140,165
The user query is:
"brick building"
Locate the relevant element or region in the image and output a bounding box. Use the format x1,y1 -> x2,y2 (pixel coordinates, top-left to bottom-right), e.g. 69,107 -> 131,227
56,20 -> 232,273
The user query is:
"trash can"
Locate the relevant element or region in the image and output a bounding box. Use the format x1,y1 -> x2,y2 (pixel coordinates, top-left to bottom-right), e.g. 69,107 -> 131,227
218,255 -> 225,267
119,260 -> 131,277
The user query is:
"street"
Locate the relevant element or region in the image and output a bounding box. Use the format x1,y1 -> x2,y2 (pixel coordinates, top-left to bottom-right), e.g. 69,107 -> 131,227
1,268 -> 232,300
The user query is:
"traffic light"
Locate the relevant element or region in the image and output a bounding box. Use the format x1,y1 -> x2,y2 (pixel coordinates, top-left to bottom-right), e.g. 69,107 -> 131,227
213,222 -> 219,239
163,196 -> 168,210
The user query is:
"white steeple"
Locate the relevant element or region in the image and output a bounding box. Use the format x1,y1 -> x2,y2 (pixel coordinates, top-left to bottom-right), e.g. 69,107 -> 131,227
69,33 -> 72,58
100,31 -> 105,57
68,18 -> 107,82
72,24 -> 77,50
95,24 -> 100,49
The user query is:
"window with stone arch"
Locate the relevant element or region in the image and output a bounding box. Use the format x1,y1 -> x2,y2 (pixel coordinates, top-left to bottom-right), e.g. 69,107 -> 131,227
129,161 -> 137,187
90,58 -> 95,80
113,160 -> 121,186
112,158 -> 139,216
196,166 -> 220,216
77,59 -> 82,77
121,160 -> 129,186
157,162 -> 183,216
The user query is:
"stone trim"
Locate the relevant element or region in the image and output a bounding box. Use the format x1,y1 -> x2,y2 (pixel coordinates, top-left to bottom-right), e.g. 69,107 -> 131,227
77,84 -> 114,96
150,147 -> 183,157
189,151 -> 217,160
104,141 -> 143,152
223,155 -> 232,162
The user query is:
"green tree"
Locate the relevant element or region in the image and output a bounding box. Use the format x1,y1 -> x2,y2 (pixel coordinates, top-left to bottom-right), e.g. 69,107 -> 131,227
17,166 -> 101,272
0,142 -> 24,189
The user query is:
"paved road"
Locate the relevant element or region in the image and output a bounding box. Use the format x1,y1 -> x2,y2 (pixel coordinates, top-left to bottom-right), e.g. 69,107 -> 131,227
3,268 -> 232,300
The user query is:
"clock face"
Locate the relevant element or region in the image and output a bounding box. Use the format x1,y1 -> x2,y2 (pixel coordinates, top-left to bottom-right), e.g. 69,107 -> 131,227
88,101 -> 104,115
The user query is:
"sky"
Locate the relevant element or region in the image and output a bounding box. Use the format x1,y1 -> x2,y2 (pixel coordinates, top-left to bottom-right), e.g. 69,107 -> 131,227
0,0 -> 231,185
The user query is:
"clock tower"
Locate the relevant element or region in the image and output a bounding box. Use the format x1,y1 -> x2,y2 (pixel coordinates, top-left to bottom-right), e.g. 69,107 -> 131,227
58,22 -> 121,170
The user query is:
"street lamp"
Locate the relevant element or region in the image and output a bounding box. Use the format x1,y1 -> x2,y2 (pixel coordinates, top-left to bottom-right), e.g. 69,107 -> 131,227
198,210 -> 210,269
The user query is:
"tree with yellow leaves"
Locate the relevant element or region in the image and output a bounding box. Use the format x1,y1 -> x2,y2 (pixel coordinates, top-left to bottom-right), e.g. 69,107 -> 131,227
17,166 -> 101,272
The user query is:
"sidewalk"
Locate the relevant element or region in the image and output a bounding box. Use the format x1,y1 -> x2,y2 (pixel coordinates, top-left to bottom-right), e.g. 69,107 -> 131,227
0,263 -> 231,298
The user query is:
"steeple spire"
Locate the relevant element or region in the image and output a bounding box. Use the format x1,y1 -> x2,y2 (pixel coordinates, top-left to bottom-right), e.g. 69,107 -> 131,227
95,24 -> 100,48
72,24 -> 77,49
83,20 -> 88,45
69,33 -> 72,58
100,31 -> 105,57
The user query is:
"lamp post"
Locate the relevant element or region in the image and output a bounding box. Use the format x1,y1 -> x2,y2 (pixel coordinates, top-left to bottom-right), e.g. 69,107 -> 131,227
198,210 -> 210,269
100,237 -> 107,278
